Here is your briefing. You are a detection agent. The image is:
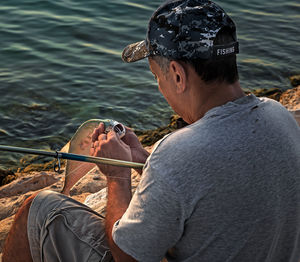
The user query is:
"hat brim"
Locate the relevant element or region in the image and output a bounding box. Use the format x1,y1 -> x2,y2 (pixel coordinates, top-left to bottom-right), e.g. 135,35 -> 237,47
122,40 -> 150,63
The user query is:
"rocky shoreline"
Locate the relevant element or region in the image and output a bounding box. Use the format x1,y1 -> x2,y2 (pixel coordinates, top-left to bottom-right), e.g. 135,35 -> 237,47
0,76 -> 299,258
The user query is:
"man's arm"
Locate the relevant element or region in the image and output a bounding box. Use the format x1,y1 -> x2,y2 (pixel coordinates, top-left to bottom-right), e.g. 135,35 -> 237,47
91,124 -> 185,261
105,177 -> 136,262
90,126 -> 137,262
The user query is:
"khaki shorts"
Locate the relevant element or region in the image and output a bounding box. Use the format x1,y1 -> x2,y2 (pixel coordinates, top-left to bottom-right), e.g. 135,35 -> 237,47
27,190 -> 113,262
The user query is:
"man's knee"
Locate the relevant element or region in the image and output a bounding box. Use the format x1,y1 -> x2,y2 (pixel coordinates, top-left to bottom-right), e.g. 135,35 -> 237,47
24,192 -> 40,207
2,192 -> 40,262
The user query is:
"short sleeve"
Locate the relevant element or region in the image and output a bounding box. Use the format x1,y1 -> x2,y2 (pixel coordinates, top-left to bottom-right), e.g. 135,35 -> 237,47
112,160 -> 186,262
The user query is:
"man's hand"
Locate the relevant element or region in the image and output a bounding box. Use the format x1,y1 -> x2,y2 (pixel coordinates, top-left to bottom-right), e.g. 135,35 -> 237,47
91,123 -> 149,175
90,123 -> 132,179
122,127 -> 150,166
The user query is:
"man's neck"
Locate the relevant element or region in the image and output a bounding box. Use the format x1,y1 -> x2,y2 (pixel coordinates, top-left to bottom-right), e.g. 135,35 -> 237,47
183,80 -> 245,124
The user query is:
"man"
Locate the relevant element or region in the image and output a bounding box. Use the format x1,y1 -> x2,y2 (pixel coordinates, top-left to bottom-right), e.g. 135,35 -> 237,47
3,0 -> 300,261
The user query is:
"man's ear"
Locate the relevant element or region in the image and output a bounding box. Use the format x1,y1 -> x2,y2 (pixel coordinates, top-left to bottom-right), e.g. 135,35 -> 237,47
169,61 -> 187,94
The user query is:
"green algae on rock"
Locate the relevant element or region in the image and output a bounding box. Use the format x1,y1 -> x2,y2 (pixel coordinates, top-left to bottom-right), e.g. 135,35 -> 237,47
251,88 -> 283,101
290,75 -> 300,87
135,115 -> 188,147
0,169 -> 16,186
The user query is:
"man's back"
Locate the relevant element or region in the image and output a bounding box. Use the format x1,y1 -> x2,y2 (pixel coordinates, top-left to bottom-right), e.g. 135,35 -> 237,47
163,94 -> 300,261
113,94 -> 300,262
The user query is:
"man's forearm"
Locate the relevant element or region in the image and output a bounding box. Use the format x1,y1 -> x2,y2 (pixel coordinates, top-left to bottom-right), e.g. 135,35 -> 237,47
105,174 -> 136,262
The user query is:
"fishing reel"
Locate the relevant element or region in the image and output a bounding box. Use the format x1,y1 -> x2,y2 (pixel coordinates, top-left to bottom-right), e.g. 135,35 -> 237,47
104,120 -> 126,139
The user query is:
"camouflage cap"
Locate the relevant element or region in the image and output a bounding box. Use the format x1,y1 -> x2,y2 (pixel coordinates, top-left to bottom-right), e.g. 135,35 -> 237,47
122,0 -> 239,63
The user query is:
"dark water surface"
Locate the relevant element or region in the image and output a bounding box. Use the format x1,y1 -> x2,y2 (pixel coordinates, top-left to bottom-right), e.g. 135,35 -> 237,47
0,0 -> 299,169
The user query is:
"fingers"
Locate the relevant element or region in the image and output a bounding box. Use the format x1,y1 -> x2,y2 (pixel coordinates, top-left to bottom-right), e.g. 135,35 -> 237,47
91,127 -> 128,158
93,141 -> 100,148
89,146 -> 95,156
92,122 -> 105,142
92,132 -> 114,152
124,126 -> 131,131
92,134 -> 107,147
124,126 -> 134,134
107,130 -> 117,139
98,133 -> 107,141
91,123 -> 105,150
107,130 -> 129,147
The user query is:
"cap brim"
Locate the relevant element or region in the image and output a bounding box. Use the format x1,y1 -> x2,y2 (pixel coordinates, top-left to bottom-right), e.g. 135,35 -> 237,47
122,40 -> 150,63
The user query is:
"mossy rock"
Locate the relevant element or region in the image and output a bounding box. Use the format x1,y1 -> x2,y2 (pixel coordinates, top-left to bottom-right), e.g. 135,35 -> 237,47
136,115 -> 188,146
251,88 -> 282,101
1,158 -> 66,187
21,159 -> 66,173
168,115 -> 188,129
0,169 -> 16,186
290,75 -> 300,87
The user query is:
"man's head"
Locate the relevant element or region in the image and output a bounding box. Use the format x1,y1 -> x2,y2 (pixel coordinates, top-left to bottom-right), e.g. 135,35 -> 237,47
122,0 -> 242,122
150,26 -> 239,85
122,0 -> 239,83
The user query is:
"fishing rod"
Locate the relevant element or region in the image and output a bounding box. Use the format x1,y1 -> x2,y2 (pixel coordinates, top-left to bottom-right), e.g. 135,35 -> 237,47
0,145 -> 145,171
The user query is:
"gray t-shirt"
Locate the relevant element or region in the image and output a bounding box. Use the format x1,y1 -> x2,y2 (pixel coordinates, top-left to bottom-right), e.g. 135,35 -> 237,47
112,94 -> 300,262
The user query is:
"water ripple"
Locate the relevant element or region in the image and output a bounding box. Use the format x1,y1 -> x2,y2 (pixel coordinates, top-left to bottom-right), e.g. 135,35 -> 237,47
122,1 -> 153,11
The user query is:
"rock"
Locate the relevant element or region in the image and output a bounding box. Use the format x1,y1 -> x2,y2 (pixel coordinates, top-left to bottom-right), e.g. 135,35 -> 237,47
168,114 -> 189,129
0,172 -> 60,199
0,215 -> 14,255
136,115 -> 188,146
0,169 -> 16,186
69,167 -> 107,196
72,192 -> 92,203
0,193 -> 32,220
84,188 -> 108,215
290,75 -> 300,87
279,86 -> 300,126
280,86 -> 300,111
252,88 -> 283,101
137,128 -> 172,147
0,171 -> 65,222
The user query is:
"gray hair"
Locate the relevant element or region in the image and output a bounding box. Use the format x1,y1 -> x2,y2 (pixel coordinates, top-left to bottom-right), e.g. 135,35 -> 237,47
152,56 -> 170,74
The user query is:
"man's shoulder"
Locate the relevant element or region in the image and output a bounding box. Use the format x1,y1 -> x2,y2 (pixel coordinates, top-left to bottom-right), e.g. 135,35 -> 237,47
147,120 -> 215,173
152,121 -> 209,153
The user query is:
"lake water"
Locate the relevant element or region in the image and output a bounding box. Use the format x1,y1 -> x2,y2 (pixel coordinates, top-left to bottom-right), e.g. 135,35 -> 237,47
0,0 -> 299,170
